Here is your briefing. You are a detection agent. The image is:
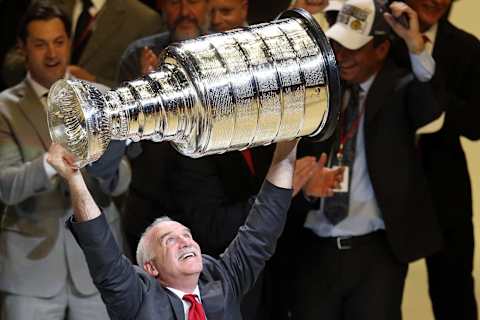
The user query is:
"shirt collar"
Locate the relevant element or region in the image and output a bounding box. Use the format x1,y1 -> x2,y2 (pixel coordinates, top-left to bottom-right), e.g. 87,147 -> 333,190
26,72 -> 50,100
76,0 -> 106,16
166,285 -> 202,302
359,73 -> 376,95
26,72 -> 72,100
88,0 -> 106,14
424,23 -> 438,46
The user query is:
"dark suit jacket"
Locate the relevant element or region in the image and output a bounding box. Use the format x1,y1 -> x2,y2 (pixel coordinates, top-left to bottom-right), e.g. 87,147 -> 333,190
117,31 -> 171,82
292,58 -> 443,263
122,143 -> 274,319
417,21 -> 480,227
68,181 -> 292,320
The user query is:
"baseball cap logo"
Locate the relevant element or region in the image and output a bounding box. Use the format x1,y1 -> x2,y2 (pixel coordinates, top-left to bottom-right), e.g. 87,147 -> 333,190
350,19 -> 362,30
338,4 -> 370,34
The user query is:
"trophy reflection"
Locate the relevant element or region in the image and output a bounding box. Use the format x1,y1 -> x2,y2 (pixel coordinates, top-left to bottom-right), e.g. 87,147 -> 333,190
47,9 -> 341,167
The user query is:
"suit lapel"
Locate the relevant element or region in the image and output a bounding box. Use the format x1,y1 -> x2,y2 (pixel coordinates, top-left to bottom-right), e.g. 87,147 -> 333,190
79,0 -> 126,64
364,59 -> 397,127
200,280 -> 225,320
18,81 -> 51,150
165,289 -> 186,320
431,22 -> 449,95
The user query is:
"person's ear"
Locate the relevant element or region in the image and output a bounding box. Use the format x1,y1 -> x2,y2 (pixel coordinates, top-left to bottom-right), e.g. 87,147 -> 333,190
144,261 -> 159,277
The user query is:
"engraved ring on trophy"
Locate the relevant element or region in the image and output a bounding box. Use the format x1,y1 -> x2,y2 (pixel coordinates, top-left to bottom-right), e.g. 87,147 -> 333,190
47,8 -> 341,167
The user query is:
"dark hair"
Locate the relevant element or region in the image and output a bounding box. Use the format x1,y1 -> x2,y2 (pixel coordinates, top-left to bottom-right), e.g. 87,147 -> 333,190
17,0 -> 71,42
372,34 -> 390,48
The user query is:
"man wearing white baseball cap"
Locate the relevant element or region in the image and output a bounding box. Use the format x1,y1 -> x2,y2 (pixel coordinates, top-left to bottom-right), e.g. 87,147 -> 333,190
290,0 -> 444,319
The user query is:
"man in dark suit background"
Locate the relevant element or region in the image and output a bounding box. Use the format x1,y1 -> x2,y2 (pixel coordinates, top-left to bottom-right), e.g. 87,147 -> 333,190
399,0 -> 480,319
289,0 -> 444,319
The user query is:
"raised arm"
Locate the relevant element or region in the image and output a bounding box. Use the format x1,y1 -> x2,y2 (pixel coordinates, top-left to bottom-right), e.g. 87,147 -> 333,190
214,139 -> 298,297
265,139 -> 298,188
47,143 -> 145,319
384,1 -> 436,82
46,143 -> 101,222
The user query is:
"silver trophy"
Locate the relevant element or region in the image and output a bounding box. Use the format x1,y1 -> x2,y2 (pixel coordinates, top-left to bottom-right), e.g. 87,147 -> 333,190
47,9 -> 341,167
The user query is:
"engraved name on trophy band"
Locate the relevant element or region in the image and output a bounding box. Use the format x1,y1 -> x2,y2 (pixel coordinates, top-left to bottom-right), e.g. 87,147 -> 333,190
47,9 -> 341,167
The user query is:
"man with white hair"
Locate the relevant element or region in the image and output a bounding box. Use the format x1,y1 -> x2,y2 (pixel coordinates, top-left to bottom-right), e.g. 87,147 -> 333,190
47,140 -> 341,320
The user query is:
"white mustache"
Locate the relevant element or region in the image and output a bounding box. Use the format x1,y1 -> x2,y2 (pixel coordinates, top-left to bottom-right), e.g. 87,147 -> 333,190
177,247 -> 198,261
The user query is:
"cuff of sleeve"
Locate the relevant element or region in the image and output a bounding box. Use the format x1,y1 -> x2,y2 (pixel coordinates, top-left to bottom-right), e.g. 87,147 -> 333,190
262,180 -> 293,196
409,50 -> 435,82
43,154 -> 57,179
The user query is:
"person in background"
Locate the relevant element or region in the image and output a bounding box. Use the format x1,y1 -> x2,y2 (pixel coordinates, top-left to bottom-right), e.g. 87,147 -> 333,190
116,0 -> 210,256
389,0 -> 480,319
0,1 -> 130,319
290,0 -> 330,29
118,0 -> 210,82
210,0 -> 248,32
59,0 -> 164,86
0,0 -> 164,88
323,0 -> 345,26
288,0 -> 444,318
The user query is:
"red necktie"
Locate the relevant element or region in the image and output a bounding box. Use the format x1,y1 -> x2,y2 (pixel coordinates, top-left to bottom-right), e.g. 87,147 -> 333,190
241,149 -> 255,176
183,294 -> 206,320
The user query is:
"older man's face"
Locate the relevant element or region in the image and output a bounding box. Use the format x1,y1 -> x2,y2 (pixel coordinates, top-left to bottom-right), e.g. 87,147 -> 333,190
406,0 -> 451,31
160,0 -> 210,41
20,18 -> 70,89
210,0 -> 247,32
148,221 -> 203,286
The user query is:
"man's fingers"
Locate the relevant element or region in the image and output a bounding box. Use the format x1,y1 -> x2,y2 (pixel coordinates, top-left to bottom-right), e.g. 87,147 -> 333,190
390,1 -> 416,20
384,12 -> 405,34
296,156 -> 317,170
317,153 -> 328,168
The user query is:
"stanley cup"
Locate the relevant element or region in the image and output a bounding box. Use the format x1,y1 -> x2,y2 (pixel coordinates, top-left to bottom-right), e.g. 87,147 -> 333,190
47,9 -> 341,167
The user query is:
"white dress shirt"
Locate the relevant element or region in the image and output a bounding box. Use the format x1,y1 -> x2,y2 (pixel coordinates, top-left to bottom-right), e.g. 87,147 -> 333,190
166,286 -> 206,319
415,23 -> 445,135
305,74 -> 386,237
